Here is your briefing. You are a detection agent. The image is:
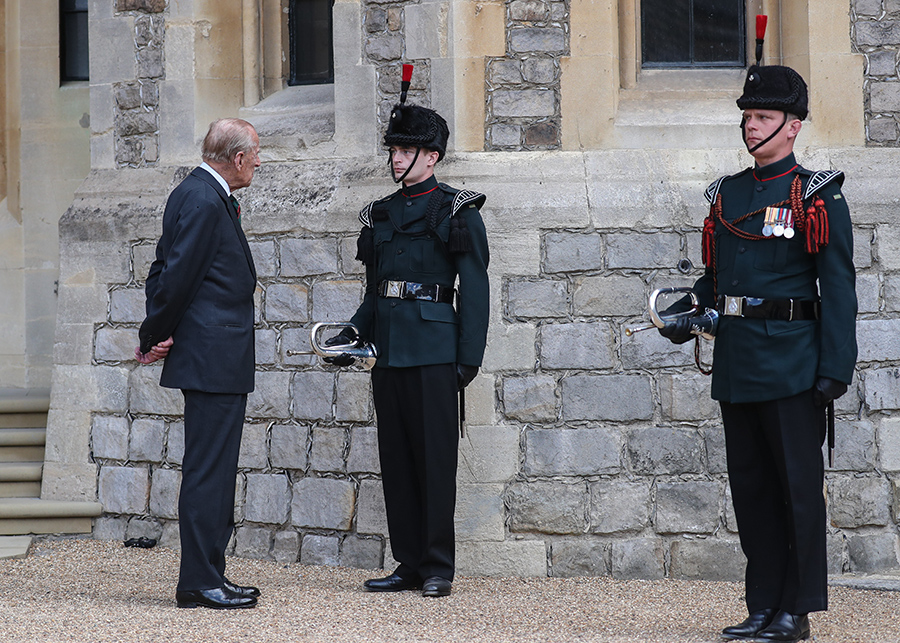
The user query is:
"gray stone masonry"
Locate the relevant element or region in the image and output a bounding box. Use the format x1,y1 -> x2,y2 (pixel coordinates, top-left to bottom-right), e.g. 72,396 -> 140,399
524,427 -> 621,477
301,534 -> 340,566
485,1 -> 567,150
149,467 -> 180,520
655,481 -> 722,535
51,145 -> 900,580
244,474 -> 291,525
589,480 -> 651,534
363,1 -> 432,131
856,10 -> 900,144
507,481 -> 587,535
669,539 -> 745,581
114,11 -> 163,167
611,538 -> 666,580
91,415 -> 129,461
627,427 -> 704,475
550,539 -> 610,577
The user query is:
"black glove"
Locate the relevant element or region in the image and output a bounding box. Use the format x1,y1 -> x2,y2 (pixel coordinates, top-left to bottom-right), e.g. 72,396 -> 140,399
324,327 -> 358,347
813,377 -> 847,407
456,364 -> 478,391
324,353 -> 356,367
323,327 -> 359,366
658,316 -> 694,345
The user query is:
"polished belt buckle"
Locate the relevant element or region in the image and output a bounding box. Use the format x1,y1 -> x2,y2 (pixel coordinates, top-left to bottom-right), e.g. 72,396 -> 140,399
723,296 -> 743,316
385,280 -> 403,298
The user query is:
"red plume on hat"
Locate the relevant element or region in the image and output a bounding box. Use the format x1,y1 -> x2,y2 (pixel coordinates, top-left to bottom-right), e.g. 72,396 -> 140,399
755,14 -> 767,65
400,64 -> 413,105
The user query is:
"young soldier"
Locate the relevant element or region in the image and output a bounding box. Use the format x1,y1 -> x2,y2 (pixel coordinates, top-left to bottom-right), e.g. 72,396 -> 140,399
659,62 -> 857,640
333,68 -> 489,597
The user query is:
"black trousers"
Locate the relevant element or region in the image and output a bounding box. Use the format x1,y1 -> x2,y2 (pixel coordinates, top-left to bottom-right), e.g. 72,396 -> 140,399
371,364 -> 459,581
720,388 -> 827,615
177,390 -> 246,591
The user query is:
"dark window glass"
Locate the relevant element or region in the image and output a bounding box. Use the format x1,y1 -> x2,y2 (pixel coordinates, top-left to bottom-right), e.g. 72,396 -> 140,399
60,0 -> 89,82
289,0 -> 334,85
642,0 -> 744,68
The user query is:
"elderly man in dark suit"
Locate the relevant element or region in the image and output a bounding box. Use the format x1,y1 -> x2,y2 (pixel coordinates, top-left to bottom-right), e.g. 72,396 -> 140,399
135,118 -> 261,609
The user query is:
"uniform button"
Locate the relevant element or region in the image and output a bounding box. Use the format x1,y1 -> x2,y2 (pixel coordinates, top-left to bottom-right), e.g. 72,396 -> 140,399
397,249 -> 403,254
391,302 -> 398,308
732,279 -> 739,286
756,185 -> 764,192
406,201 -> 413,206
739,246 -> 746,253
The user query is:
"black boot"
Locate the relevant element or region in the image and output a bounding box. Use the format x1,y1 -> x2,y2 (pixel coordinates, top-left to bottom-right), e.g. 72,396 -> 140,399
721,608 -> 776,640
755,611 -> 810,642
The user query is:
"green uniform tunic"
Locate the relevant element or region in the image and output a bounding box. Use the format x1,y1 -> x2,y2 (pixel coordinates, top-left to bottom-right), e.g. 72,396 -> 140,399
694,152 -> 857,403
351,175 -> 489,367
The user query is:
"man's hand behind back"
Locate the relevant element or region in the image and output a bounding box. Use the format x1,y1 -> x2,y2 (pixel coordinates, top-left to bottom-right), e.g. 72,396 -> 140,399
135,337 -> 174,365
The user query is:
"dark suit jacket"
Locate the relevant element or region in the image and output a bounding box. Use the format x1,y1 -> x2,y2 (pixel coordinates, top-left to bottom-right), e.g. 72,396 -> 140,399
139,168 -> 257,394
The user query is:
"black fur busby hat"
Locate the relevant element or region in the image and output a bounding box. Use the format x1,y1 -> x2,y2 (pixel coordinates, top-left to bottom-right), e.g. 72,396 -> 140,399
383,103 -> 450,161
736,64 -> 809,120
382,63 -> 449,160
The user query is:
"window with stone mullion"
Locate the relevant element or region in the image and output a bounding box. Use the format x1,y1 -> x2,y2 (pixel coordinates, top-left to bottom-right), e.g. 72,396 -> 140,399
641,0 -> 745,68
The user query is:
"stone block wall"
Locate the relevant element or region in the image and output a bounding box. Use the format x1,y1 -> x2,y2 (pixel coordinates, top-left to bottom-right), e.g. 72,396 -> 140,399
48,147 -> 900,580
112,2 -> 165,167
363,0 -> 433,127
855,0 -> 900,145
485,0 -> 567,150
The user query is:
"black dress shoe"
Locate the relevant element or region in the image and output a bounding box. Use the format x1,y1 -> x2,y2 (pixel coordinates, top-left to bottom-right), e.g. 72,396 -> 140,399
363,572 -> 420,592
224,578 -> 261,598
721,608 -> 776,640
756,611 -> 810,642
175,586 -> 257,609
421,576 -> 452,597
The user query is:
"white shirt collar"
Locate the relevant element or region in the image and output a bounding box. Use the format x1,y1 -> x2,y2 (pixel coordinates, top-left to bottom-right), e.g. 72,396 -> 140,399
199,162 -> 231,196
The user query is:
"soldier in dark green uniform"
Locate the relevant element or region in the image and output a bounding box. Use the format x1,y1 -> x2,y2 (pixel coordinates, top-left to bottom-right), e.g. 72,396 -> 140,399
659,64 -> 857,641
331,68 -> 489,598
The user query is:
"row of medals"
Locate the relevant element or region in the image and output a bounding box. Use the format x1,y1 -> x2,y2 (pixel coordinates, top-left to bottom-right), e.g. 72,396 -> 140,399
762,206 -> 794,239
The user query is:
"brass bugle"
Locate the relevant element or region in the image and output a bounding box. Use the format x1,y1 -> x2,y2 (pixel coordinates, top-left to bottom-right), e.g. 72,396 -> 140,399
286,322 -> 378,370
625,287 -> 700,337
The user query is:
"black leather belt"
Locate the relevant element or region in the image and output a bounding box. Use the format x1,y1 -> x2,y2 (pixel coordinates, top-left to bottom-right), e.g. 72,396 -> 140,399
717,295 -> 820,321
378,280 -> 456,304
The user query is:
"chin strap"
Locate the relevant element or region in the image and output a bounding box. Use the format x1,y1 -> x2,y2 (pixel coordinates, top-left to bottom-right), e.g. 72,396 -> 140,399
389,147 -> 421,184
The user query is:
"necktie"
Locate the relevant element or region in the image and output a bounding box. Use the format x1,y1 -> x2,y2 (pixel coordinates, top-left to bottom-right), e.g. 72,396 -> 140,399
229,194 -> 241,220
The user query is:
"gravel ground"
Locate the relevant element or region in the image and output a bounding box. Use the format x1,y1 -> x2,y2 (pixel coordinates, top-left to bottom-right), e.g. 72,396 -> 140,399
1,539 -> 898,643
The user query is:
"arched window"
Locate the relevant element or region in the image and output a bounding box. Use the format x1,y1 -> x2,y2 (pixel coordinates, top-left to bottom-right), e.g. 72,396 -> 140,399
641,0 -> 744,68
289,0 -> 334,85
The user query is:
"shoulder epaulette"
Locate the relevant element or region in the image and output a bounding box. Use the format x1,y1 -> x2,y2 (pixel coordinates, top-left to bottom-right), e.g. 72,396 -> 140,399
704,168 -> 751,204
439,183 -> 486,217
358,193 -> 396,228
802,169 -> 844,200
704,176 -> 728,205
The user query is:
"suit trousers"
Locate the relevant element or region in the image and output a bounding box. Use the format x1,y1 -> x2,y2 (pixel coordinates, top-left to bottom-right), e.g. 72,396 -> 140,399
371,364 -> 459,582
720,388 -> 828,615
177,390 -> 246,591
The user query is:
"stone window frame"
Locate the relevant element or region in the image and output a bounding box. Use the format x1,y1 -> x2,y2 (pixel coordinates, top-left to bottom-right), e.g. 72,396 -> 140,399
239,0 -> 338,157
620,0 -> 760,89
